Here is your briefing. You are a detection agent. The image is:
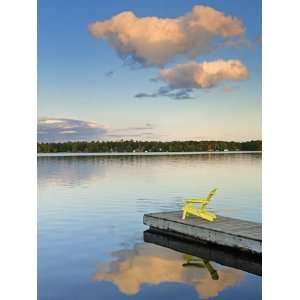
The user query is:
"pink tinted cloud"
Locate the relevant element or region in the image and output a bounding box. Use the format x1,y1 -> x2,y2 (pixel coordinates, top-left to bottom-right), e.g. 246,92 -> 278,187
89,5 -> 245,66
159,60 -> 248,89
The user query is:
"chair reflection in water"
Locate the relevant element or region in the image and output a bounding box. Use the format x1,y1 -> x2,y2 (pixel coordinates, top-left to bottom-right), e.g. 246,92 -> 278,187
182,254 -> 219,280
182,188 -> 217,222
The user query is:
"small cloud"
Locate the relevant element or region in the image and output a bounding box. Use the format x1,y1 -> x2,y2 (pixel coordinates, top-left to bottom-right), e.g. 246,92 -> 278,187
171,89 -> 195,100
135,86 -> 194,100
38,118 -> 157,142
112,123 -> 154,132
160,59 -> 248,89
106,132 -> 153,139
41,119 -> 64,124
107,124 -> 155,139
105,70 -> 114,77
38,117 -> 108,142
149,77 -> 159,83
59,130 -> 78,134
135,92 -> 155,98
89,5 -> 245,66
135,59 -> 247,100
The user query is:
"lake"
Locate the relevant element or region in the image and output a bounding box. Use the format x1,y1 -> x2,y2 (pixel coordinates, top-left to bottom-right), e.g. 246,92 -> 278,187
38,153 -> 261,300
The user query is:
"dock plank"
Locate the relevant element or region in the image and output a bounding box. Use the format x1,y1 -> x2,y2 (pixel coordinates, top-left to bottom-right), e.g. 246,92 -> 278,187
143,211 -> 262,254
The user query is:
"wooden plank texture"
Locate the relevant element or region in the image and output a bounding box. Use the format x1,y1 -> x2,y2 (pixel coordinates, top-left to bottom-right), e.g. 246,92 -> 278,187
143,211 -> 262,254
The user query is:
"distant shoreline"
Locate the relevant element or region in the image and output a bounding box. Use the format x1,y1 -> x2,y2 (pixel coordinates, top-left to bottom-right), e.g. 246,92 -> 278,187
37,151 -> 262,157
38,140 -> 262,154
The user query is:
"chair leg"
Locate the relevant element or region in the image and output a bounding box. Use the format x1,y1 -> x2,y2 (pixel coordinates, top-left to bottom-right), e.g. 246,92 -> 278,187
182,209 -> 187,220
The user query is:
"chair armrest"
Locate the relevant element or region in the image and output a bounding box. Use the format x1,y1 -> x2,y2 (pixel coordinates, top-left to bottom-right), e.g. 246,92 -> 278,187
185,198 -> 208,204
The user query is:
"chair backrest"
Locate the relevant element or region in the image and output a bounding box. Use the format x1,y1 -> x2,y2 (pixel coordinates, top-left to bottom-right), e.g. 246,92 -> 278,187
206,188 -> 217,202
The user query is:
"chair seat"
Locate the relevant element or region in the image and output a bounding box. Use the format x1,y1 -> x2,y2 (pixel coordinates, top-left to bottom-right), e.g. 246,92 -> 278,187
183,206 -> 216,222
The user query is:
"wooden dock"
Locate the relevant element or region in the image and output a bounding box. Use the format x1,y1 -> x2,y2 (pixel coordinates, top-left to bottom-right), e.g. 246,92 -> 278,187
143,211 -> 262,255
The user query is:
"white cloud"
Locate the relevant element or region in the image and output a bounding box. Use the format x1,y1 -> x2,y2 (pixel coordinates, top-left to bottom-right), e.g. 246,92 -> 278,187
37,118 -> 108,142
39,119 -> 64,124
37,118 -> 155,142
59,130 -> 78,134
89,5 -> 245,66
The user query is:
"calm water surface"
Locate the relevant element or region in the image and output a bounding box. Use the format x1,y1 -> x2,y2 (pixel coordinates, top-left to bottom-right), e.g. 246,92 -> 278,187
38,153 -> 261,300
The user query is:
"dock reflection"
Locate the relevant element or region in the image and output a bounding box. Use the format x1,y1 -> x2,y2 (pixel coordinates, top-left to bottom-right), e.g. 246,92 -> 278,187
144,229 -> 261,276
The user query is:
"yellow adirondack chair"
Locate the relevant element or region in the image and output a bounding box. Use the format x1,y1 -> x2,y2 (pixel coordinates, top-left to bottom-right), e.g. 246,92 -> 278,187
182,188 -> 217,222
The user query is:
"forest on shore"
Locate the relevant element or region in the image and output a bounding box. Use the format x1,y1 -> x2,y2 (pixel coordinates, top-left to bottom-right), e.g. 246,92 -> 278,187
37,140 -> 262,153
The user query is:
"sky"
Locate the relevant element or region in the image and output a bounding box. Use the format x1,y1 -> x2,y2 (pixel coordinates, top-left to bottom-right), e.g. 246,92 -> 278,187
38,0 -> 261,142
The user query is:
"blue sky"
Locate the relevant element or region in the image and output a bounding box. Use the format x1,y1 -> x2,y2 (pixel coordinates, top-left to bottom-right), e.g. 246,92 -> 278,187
38,0 -> 261,142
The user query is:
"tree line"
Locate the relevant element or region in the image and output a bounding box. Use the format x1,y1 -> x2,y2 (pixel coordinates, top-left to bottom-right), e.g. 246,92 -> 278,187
37,140 -> 262,153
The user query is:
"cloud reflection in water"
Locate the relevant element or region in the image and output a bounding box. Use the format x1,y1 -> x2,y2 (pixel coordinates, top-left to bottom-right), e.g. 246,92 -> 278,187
93,243 -> 244,299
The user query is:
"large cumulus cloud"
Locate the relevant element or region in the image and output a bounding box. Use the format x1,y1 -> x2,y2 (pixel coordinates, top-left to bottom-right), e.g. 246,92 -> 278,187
89,5 -> 245,66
